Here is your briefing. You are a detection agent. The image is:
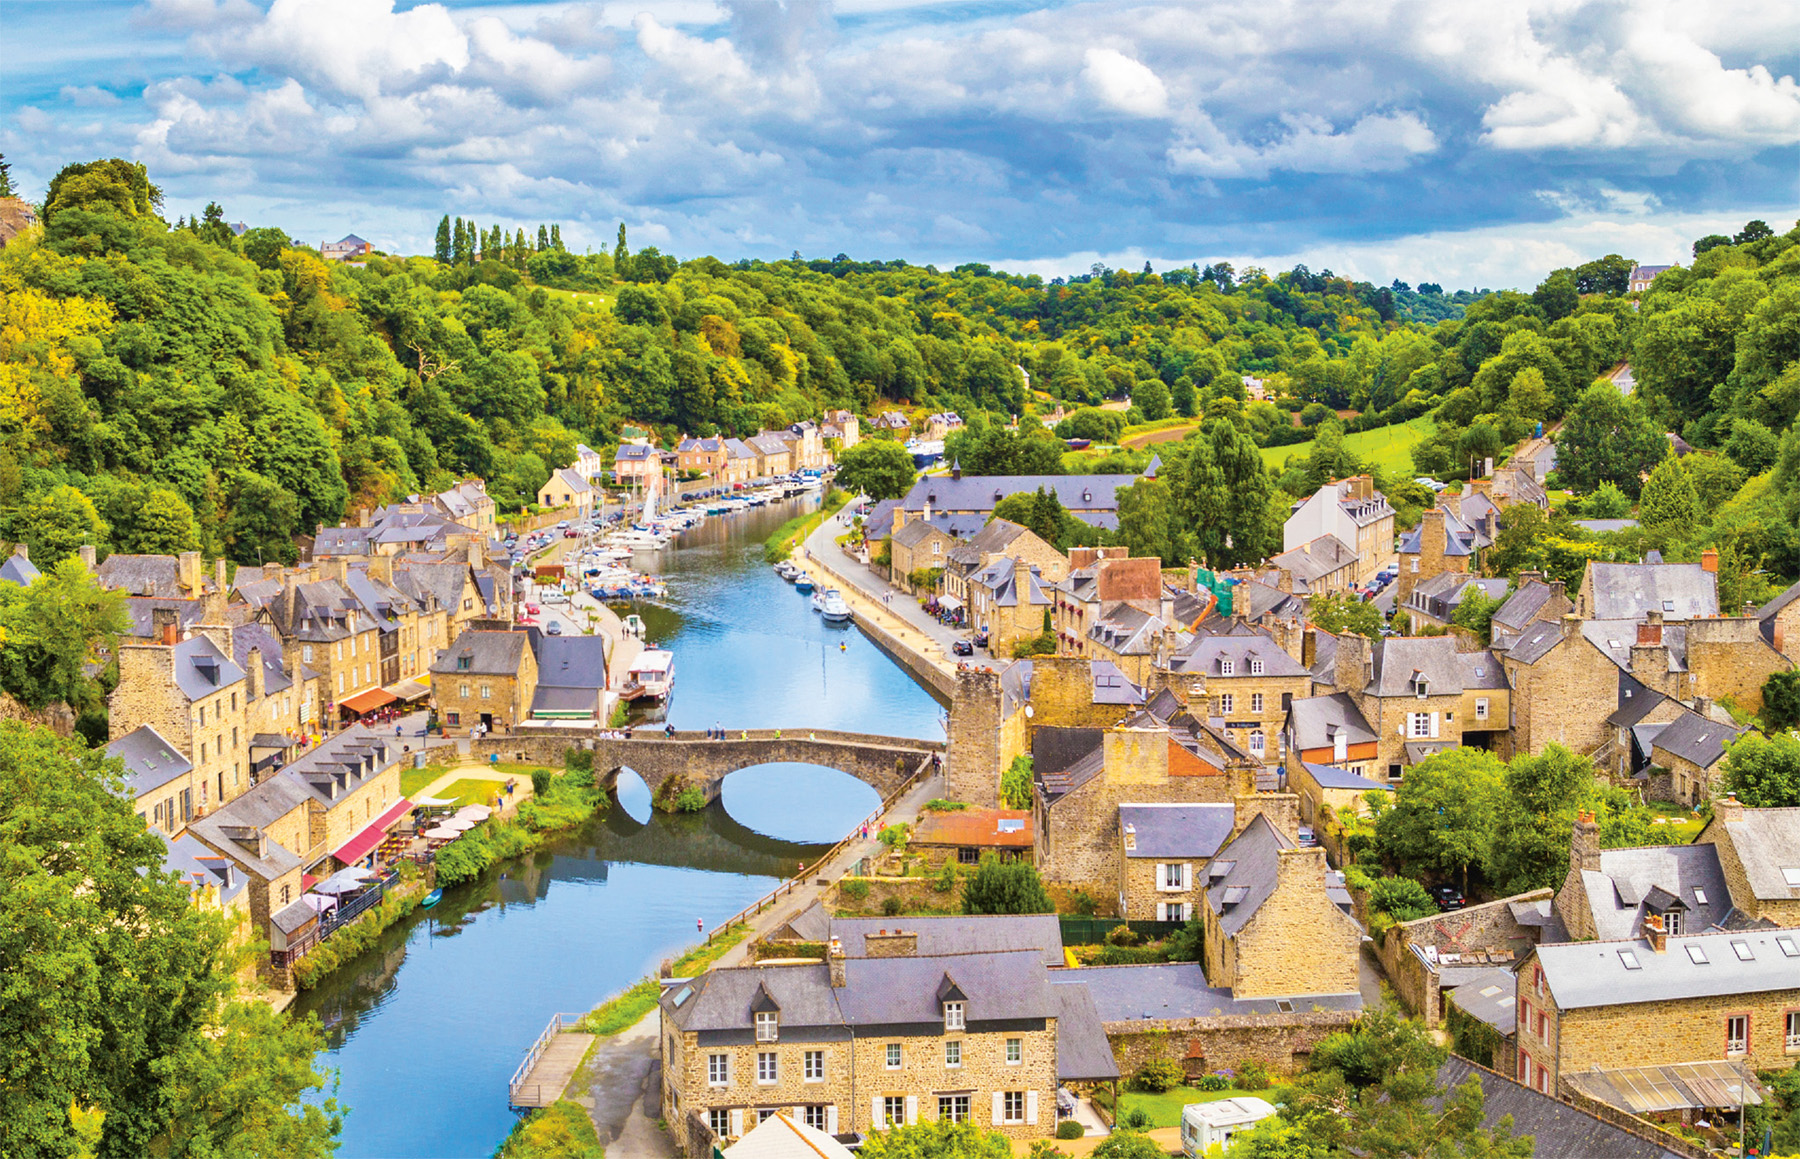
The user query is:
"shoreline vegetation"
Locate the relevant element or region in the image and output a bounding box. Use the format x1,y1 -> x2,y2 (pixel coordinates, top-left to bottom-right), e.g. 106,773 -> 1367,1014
764,488 -> 848,562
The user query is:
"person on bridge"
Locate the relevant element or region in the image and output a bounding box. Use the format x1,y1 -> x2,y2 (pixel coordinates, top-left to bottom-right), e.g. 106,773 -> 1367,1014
696,917 -> 704,934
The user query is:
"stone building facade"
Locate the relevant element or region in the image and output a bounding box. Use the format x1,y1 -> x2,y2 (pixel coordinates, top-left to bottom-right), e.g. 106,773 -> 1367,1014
429,629 -> 539,735
1697,799 -> 1800,927
1201,814 -> 1362,999
1496,617 -> 1619,759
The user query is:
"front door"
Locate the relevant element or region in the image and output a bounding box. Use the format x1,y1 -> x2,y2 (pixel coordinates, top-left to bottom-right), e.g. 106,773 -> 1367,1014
480,713 -> 493,731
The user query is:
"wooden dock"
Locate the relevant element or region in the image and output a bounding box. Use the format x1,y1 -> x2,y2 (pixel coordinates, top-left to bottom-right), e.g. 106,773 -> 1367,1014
510,1014 -> 594,1108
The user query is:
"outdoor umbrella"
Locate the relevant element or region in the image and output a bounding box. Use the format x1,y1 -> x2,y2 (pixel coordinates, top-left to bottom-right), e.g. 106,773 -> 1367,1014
439,817 -> 476,832
423,826 -> 460,840
454,805 -> 491,821
301,893 -> 337,913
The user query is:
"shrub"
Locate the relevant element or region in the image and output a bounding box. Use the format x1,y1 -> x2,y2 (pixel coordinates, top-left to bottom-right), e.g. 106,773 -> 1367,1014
923,798 -> 967,812
1132,1058 -> 1184,1093
1070,889 -> 1098,916
1369,875 -> 1437,924
932,859 -> 957,894
962,853 -> 1055,915
1196,1072 -> 1232,1092
1056,1121 -> 1086,1140
878,823 -> 910,848
1000,755 -> 1035,809
1104,924 -> 1142,947
530,767 -> 553,797
881,896 -> 904,917
564,748 -> 594,774
673,786 -> 707,813
1237,1060 -> 1270,1090
840,878 -> 870,901
1123,1107 -> 1152,1130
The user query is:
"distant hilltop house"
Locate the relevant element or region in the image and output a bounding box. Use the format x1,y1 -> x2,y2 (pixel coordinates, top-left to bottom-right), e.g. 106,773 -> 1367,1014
0,197 -> 40,248
229,221 -> 248,237
1627,264 -> 1673,293
321,234 -> 372,262
872,410 -> 912,433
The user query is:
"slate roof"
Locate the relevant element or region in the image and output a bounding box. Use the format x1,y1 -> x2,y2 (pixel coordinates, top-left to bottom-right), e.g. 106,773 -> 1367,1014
534,635 -> 609,691
747,433 -> 790,456
1167,634 -> 1308,678
159,830 -> 249,907
1535,929 -> 1800,1009
1759,578 -> 1800,647
1502,619 -> 1568,665
1285,693 -> 1376,751
1608,676 -> 1669,728
275,727 -> 399,813
530,685 -> 601,714
900,474 -> 1140,514
1032,726 -> 1106,802
1709,807 -> 1800,902
1444,969 -> 1517,1035
186,781 -> 308,880
1000,659 -> 1033,717
1433,1057 -> 1685,1159
1649,709 -> 1742,769
614,443 -> 658,461
1205,814 -> 1294,936
271,898 -> 317,935
107,725 -> 193,797
124,597 -> 208,639
1367,635 -> 1466,696
1269,535 -> 1357,591
1307,628 -> 1339,684
1492,579 -> 1559,632
1300,762 -> 1393,793
172,634 -> 246,702
1457,650 -> 1507,689
862,499 -> 901,541
1090,660 -> 1144,704
723,437 -> 756,461
96,553 -> 190,597
0,550 -> 42,586
1078,962 -> 1363,1021
1051,981 -> 1120,1080
890,519 -> 948,550
1088,604 -> 1164,654
1120,803 -> 1236,860
232,620 -> 307,694
431,629 -> 530,676
1574,843 -> 1735,941
948,518 -> 1028,567
547,467 -> 592,494
1586,562 -> 1717,620
783,904 -> 1065,968
971,556 -> 1051,607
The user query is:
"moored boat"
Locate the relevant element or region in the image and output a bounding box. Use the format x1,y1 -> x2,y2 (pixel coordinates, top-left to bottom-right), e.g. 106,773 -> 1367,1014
794,576 -> 814,594
820,589 -> 852,622
621,649 -> 676,703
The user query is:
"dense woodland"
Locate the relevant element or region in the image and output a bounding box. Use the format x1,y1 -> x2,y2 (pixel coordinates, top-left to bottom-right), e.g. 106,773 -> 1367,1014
0,158 -> 1796,596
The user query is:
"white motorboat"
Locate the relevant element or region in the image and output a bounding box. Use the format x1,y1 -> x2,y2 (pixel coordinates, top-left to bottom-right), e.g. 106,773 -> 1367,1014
621,649 -> 675,703
820,590 -> 852,622
811,589 -> 827,613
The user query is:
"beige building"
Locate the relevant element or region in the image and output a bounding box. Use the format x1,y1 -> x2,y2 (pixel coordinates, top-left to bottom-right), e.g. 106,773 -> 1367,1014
1698,799 -> 1800,927
1760,580 -> 1800,661
944,520 -> 1066,606
1333,634 -> 1508,780
538,467 -> 597,516
678,436 -> 728,478
430,478 -> 497,537
1052,548 -> 1158,654
110,613 -> 255,815
430,629 -> 539,735
968,556 -> 1055,655
821,409 -> 860,450
1165,635 -> 1313,777
748,433 -> 794,477
1117,802 -> 1235,920
887,520 -> 954,594
1649,708 -> 1746,808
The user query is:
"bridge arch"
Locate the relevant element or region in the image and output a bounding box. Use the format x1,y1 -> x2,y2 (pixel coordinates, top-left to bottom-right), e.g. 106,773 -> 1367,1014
584,729 -> 942,810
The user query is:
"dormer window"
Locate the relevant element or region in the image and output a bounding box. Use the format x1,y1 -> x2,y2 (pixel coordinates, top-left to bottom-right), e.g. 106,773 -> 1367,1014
457,656 -> 471,671
1219,659 -> 1234,676
943,1001 -> 964,1031
1250,659 -> 1264,675
755,1011 -> 778,1042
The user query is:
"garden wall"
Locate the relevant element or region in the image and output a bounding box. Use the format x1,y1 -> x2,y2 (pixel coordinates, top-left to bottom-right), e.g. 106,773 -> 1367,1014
1105,1006 -> 1362,1076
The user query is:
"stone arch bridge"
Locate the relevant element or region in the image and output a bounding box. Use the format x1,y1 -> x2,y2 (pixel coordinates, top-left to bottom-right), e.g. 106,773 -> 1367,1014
469,728 -> 945,806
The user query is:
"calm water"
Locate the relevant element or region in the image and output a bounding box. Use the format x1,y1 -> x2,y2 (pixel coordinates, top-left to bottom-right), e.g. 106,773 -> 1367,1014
294,498 -> 945,1158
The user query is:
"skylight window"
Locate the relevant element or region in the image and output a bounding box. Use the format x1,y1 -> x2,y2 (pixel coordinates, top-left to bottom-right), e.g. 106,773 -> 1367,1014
1782,868 -> 1800,887
1686,944 -> 1709,964
1731,941 -> 1754,961
672,985 -> 694,1007
1618,950 -> 1641,970
1693,887 -> 1708,905
1778,936 -> 1798,958
1662,600 -> 1675,612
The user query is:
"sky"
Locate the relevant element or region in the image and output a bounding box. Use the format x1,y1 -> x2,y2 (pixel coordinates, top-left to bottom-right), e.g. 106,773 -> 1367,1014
4,0 -> 1798,290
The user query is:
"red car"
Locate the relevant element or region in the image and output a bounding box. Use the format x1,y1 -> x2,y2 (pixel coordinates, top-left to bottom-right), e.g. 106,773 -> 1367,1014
524,603 -> 541,614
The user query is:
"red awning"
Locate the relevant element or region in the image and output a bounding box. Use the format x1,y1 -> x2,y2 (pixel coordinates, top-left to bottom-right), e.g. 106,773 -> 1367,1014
331,798 -> 414,866
340,688 -> 398,715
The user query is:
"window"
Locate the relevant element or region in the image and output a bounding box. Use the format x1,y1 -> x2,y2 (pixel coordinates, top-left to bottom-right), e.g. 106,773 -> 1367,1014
1002,1091 -> 1025,1124
1409,712 -> 1433,738
1786,1011 -> 1800,1052
457,656 -> 471,671
943,1001 -> 964,1031
1476,698 -> 1490,720
1159,901 -> 1191,921
1218,693 -> 1234,715
303,645 -> 313,663
708,1053 -> 730,1086
1220,659 -> 1234,676
1618,949 -> 1642,970
480,684 -> 493,699
959,846 -> 979,865
755,1011 -> 778,1042
804,1050 -> 823,1081
931,542 -> 940,556
280,884 -> 290,905
945,1040 -> 961,1067
1726,1015 -> 1748,1056
1733,940 -> 1755,961
940,1095 -> 970,1122
459,684 -> 470,698
1664,911 -> 1683,935
1687,943 -> 1710,965
1006,1038 -> 1022,1065
1250,659 -> 1264,676
757,1109 -> 776,1124
1779,936 -> 1799,958
708,1108 -> 730,1136
446,712 -> 460,726
1163,863 -> 1186,889
1251,692 -> 1264,714
886,1043 -> 902,1069
803,1105 -> 827,1130
1694,887 -> 1709,905
1249,730 -> 1265,755
884,1096 -> 906,1128
756,1051 -> 777,1084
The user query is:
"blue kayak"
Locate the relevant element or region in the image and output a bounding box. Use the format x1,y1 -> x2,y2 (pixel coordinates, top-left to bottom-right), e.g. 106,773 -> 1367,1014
421,888 -> 443,909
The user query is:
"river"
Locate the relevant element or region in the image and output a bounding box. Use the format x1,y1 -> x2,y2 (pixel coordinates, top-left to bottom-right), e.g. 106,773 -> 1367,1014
294,497 -> 945,1158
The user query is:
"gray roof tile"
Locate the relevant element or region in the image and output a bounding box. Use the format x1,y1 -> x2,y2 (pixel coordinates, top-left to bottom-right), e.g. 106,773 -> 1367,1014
1052,981 -> 1120,1081
1120,803 -> 1236,859
1586,562 -> 1718,620
1649,709 -> 1742,769
1576,843 -> 1735,941
1078,962 -> 1362,1021
107,725 -> 193,797
1712,807 -> 1800,902
1204,814 -> 1294,935
1432,1057 -> 1685,1159
1535,928 -> 1800,1009
1285,693 -> 1376,750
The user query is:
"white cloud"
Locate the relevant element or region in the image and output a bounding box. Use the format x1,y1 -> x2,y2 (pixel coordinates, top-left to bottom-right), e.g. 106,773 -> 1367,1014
1169,109 -> 1436,177
61,85 -> 123,107
1082,48 -> 1168,117
227,0 -> 471,103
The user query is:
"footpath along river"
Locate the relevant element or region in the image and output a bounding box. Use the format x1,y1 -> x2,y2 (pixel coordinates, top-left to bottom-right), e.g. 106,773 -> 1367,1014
294,497 -> 946,1158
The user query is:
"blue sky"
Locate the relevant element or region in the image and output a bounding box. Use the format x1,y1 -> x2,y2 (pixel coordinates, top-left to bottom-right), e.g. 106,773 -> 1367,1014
5,0 -> 1797,289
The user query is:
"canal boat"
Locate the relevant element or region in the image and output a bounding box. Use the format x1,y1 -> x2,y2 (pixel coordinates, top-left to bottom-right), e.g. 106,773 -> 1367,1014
422,888 -> 443,909
794,576 -> 814,594
810,588 -> 826,613
820,590 -> 852,622
773,561 -> 801,581
620,649 -> 676,703
621,613 -> 647,638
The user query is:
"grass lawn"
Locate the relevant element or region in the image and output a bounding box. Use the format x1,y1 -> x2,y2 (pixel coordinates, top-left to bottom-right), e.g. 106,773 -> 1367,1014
1121,417 -> 1200,448
439,776 -> 514,808
1117,1086 -> 1259,1129
1645,799 -> 1705,843
401,764 -> 448,797
539,286 -> 611,312
1260,415 -> 1437,473
577,923 -> 750,1036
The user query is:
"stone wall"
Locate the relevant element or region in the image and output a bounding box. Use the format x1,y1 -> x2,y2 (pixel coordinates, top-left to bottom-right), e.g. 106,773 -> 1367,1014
1377,889 -> 1551,1026
1219,848 -> 1362,999
1105,1005 -> 1362,1077
1499,623 -> 1616,759
947,668 -> 1004,804
1686,615 -> 1791,714
1531,981 -> 1800,1080
825,874 -> 963,914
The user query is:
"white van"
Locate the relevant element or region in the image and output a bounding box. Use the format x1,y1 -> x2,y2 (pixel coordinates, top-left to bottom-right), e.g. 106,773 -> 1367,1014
1180,1097 -> 1277,1156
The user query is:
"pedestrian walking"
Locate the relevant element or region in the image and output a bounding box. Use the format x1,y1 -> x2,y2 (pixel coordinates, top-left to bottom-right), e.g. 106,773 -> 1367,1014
697,917 -> 704,934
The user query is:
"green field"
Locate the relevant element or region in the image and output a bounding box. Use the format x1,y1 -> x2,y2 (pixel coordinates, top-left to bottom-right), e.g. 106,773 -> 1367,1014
1116,1086 -> 1259,1129
540,286 -> 612,312
1260,416 -> 1437,473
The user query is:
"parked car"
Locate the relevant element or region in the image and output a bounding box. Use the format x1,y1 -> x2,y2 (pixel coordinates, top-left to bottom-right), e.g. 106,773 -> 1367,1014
563,529 -> 579,538
556,520 -> 570,529
1415,477 -> 1447,492
1432,885 -> 1466,911
543,591 -> 570,604
524,603 -> 541,614
1297,826 -> 1319,848
545,621 -> 563,635
951,639 -> 975,657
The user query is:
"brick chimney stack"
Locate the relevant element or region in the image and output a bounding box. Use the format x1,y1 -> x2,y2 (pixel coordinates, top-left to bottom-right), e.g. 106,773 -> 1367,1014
1645,913 -> 1668,953
1570,810 -> 1601,875
1637,610 -> 1664,646
1712,792 -> 1744,826
153,606 -> 180,647
827,937 -> 846,987
246,646 -> 265,702
1701,548 -> 1718,573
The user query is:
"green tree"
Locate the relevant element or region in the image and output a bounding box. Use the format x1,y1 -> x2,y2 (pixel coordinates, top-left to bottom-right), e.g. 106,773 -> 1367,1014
1486,744 -> 1624,895
434,214 -> 452,263
239,226 -> 288,270
1582,481 -> 1631,519
452,217 -> 470,265
1130,377 -> 1171,421
1375,749 -> 1507,892
1114,478 -> 1177,564
0,559 -> 129,712
1309,592 -> 1384,638
0,152 -> 12,198
1682,452 -> 1745,515
1171,376 -> 1197,417
835,438 -> 918,501
859,1117 -> 1012,1158
1726,418 -> 1781,475
1764,669 -> 1800,732
9,485 -> 107,567
222,470 -> 301,565
0,721 -> 341,1158
1556,383 -> 1666,497
1163,419 -> 1275,567
1636,455 -> 1703,542
1531,270 -> 1579,321
1720,731 -> 1800,808
999,754 -> 1034,809
614,222 -> 631,279
1368,875 -> 1437,923
945,422 -> 1064,477
1451,584 -> 1504,645
962,853 -> 1054,915
121,486 -> 201,554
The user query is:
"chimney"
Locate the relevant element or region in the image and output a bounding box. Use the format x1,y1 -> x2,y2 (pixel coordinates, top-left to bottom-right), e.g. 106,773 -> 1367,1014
368,553 -> 393,584
1645,913 -> 1668,953
247,645 -> 265,702
1637,610 -> 1663,647
1560,613 -> 1581,641
153,606 -> 180,647
77,544 -> 96,570
1712,792 -> 1744,826
1570,811 -> 1601,875
1701,548 -> 1718,573
1123,822 -> 1136,852
178,550 -> 203,597
10,544 -> 27,563
213,556 -> 228,595
466,538 -> 485,568
355,506 -> 371,528
951,459 -> 962,480
265,563 -> 283,587
863,929 -> 918,958
827,937 -> 846,987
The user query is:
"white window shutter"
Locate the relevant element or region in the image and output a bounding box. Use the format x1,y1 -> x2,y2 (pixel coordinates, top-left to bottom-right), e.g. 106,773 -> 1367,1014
905,1095 -> 917,1125
1027,1090 -> 1039,1125
828,1105 -> 838,1134
793,1105 -> 804,1121
993,1091 -> 1005,1125
1182,862 -> 1192,890
730,1108 -> 743,1138
872,1096 -> 883,1129
1429,712 -> 1440,738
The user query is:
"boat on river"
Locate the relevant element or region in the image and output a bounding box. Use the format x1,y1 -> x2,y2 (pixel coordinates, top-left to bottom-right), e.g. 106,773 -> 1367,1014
820,590 -> 852,622
773,561 -> 801,581
794,576 -> 814,594
620,649 -> 676,703
810,588 -> 826,613
421,888 -> 442,909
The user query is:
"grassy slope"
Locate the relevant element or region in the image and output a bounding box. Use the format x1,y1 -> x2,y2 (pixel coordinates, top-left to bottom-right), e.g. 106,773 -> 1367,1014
1259,416 -> 1438,473
538,286 -> 612,312
1118,1086 -> 1259,1129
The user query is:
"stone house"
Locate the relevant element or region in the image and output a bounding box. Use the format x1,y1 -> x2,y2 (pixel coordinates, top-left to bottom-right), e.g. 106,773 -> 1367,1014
185,783 -> 307,957
430,629 -> 539,736
968,556 -> 1054,655
1488,573 -> 1571,652
887,519 -> 954,594
1082,605 -> 1172,685
110,615 -> 254,815
537,467 -> 597,516
779,421 -> 825,471
1201,812 -> 1362,999
97,550 -> 220,599
678,436 -> 728,477
1268,535 -> 1358,596
313,503 -> 480,558
748,433 -> 793,477
1495,617 -> 1620,758
1578,559 -> 1718,621
659,943 -> 1098,1154
1333,634 -> 1506,780
157,828 -> 255,979
1515,926 -> 1800,1097
1553,812 -> 1735,942
428,478 -> 497,537
722,438 -> 758,485
873,410 -> 912,434
820,409 -> 859,449
924,412 -> 964,441
1286,761 -> 1392,832
1402,574 -> 1508,634
1283,693 -> 1380,781
1758,579 -> 1800,661
893,472 -> 1148,536
1165,635 -> 1313,777
1117,802 -> 1236,920
1697,799 -> 1800,927
1649,708 -> 1745,808
110,725 -> 199,838
247,574 -> 386,724
613,442 -> 661,485
1282,476 -> 1395,587
908,808 -> 1033,869
943,519 -> 1066,606
1396,505 -> 1485,603
1052,548 -> 1158,655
